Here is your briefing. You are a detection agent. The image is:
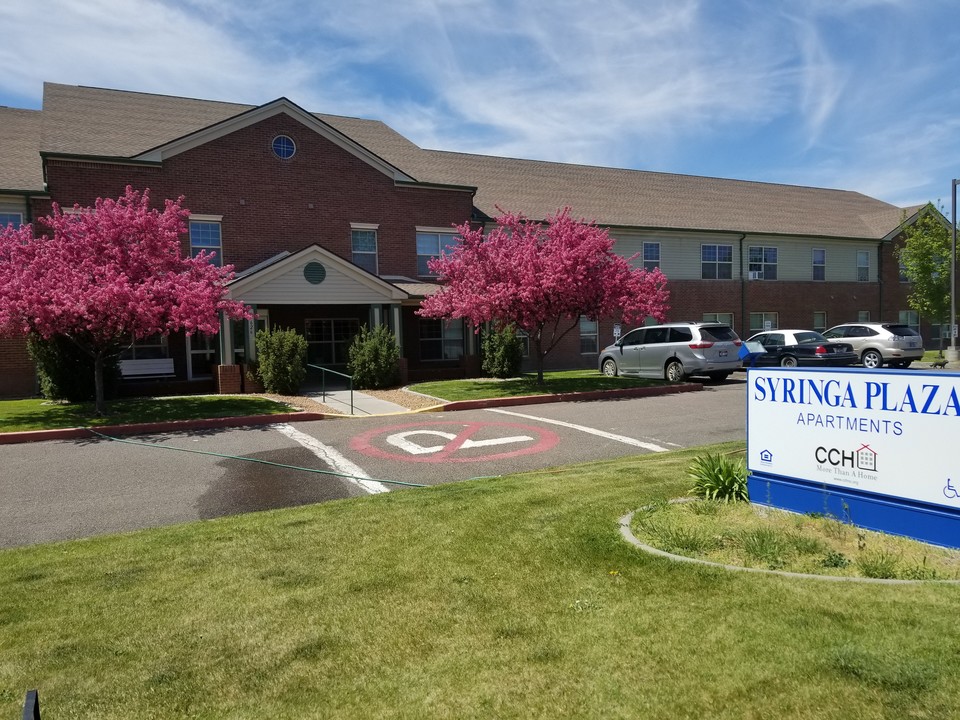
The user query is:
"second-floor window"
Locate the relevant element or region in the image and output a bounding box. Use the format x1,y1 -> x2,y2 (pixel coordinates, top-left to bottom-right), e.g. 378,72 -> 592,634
643,242 -> 660,272
701,244 -> 733,279
812,248 -> 826,281
189,219 -> 222,267
351,227 -> 378,274
416,231 -> 458,276
749,246 -> 778,280
0,212 -> 23,230
857,251 -> 870,282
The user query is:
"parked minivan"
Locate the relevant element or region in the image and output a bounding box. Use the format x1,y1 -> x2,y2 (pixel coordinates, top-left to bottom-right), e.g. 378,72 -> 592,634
598,322 -> 743,382
822,322 -> 924,368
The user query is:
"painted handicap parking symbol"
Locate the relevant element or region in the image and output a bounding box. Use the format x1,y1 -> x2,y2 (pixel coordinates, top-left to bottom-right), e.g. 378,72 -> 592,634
350,420 -> 560,463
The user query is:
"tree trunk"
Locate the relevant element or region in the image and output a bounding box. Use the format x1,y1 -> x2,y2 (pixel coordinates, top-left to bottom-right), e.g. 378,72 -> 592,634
534,335 -> 545,385
94,352 -> 106,416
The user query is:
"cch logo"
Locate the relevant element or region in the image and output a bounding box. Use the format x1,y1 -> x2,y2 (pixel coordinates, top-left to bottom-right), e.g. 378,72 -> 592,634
815,443 -> 878,471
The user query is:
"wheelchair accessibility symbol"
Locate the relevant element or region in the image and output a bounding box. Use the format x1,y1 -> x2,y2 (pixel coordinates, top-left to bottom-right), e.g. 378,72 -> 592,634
350,420 -> 560,463
945,478 -> 959,500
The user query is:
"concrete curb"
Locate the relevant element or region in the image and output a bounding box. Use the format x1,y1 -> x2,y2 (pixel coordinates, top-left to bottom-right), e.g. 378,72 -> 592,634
419,382 -> 702,412
0,382 -> 701,444
0,412 -> 327,445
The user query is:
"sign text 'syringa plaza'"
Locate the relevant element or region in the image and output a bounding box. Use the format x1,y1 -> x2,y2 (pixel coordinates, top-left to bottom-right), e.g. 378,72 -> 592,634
747,367 -> 960,549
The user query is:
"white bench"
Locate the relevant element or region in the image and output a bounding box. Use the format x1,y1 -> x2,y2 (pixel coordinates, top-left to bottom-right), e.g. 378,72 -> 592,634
119,358 -> 176,379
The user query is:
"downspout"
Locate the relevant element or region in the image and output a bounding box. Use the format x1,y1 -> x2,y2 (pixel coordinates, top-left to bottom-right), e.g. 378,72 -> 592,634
739,234 -> 747,337
877,241 -> 884,320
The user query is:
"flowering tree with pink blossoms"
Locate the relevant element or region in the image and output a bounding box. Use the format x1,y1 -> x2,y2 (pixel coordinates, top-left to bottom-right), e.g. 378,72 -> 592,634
0,187 -> 251,414
417,207 -> 670,383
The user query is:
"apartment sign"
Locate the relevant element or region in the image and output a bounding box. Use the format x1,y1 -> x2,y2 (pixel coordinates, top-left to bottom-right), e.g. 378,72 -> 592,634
747,367 -> 960,547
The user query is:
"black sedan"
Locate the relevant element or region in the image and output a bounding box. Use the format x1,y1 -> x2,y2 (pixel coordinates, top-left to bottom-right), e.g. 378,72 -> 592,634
744,330 -> 858,368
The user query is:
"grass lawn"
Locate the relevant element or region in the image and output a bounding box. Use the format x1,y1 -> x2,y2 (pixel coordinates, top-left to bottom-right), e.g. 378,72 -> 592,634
2,441 -> 959,719
409,369 -> 662,401
0,396 -> 296,433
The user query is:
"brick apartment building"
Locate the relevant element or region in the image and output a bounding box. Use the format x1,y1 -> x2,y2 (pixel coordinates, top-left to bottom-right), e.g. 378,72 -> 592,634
0,83 -> 934,397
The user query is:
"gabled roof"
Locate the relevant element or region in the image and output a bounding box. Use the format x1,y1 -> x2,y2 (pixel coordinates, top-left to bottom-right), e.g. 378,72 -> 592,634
1,82 -> 921,240
227,244 -> 408,304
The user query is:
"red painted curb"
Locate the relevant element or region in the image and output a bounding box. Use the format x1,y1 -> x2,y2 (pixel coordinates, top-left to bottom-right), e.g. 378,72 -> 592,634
435,383 -> 702,412
0,412 -> 327,445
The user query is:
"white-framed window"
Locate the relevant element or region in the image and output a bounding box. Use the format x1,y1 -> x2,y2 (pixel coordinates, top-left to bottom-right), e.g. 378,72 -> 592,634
189,215 -> 223,267
858,310 -> 871,322
579,316 -> 598,354
188,332 -> 219,377
812,248 -> 826,281
119,333 -> 169,360
898,310 -> 920,335
420,318 -> 464,361
703,312 -> 734,326
749,312 -> 779,333
813,311 -> 827,333
0,212 -> 23,230
516,329 -> 530,358
749,246 -> 778,280
416,229 -> 458,277
351,224 -> 378,274
930,322 -> 954,340
642,242 -> 660,272
305,319 -> 360,365
701,244 -> 733,279
857,250 -> 870,282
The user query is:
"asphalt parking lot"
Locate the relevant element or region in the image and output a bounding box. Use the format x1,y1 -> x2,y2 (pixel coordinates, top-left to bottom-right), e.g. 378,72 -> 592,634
1,380 -> 748,548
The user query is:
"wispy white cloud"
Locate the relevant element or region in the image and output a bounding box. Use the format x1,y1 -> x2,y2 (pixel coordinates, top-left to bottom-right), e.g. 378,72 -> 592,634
1,0 -> 959,207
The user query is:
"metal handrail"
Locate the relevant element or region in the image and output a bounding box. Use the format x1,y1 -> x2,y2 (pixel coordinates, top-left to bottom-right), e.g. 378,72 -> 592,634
307,364 -> 354,415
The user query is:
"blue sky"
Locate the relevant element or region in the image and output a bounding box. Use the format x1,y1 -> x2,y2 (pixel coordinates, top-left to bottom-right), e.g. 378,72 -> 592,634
2,0 -> 959,208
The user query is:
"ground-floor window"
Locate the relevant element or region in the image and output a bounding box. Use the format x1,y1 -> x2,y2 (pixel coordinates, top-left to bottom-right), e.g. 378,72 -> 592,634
749,312 -> 779,333
579,316 -> 598,354
120,333 -> 168,360
813,311 -> 827,333
189,332 -> 219,377
420,319 -> 464,361
898,310 -> 920,335
703,312 -> 734,326
858,310 -> 871,322
517,329 -> 530,358
305,318 -> 360,365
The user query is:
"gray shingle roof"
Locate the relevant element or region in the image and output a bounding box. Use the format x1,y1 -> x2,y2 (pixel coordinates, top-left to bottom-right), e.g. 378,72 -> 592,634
1,83 -> 913,240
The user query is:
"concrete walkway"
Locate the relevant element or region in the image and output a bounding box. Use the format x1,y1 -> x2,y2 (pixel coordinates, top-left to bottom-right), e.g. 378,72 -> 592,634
306,388 -> 409,415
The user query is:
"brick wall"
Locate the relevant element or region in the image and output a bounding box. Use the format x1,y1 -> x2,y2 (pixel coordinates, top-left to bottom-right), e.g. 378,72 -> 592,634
0,338 -> 35,397
43,114 -> 475,277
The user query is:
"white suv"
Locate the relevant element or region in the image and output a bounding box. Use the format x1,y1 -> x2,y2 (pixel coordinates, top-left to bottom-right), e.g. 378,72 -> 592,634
599,322 -> 743,382
822,322 -> 924,368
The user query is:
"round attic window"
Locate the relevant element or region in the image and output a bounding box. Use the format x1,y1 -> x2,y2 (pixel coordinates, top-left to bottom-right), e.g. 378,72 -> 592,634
304,262 -> 326,284
272,135 -> 296,160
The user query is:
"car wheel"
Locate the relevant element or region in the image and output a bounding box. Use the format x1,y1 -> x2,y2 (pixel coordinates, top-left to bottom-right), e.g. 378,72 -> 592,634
861,350 -> 883,369
601,359 -> 618,377
779,355 -> 798,368
664,360 -> 685,382
707,371 -> 731,383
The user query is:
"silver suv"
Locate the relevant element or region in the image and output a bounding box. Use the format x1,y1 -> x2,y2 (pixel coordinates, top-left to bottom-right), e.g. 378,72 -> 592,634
822,322 -> 924,368
599,322 -> 743,382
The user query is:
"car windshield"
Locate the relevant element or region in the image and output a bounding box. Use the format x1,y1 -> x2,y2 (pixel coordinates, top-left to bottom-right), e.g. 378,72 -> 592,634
795,332 -> 827,344
699,325 -> 739,342
883,324 -> 920,337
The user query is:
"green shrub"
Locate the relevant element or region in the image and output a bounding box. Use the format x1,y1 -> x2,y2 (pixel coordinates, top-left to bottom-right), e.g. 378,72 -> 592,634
347,324 -> 400,389
255,327 -> 307,395
482,323 -> 524,378
688,452 -> 748,502
27,334 -> 120,402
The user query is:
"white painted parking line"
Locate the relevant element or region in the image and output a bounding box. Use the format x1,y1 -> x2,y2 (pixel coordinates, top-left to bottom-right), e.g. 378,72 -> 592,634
273,423 -> 388,494
485,409 -> 676,452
